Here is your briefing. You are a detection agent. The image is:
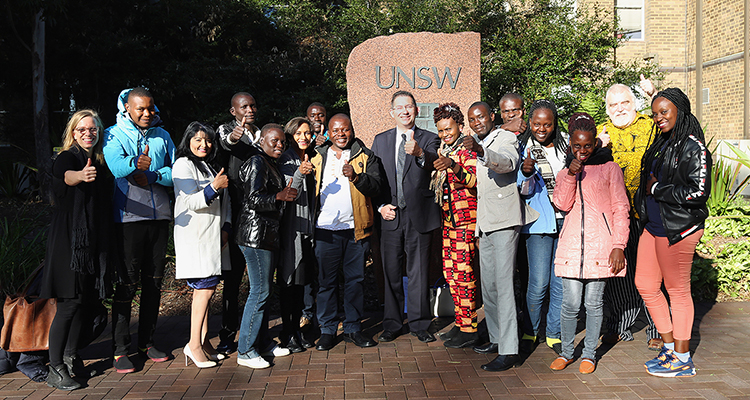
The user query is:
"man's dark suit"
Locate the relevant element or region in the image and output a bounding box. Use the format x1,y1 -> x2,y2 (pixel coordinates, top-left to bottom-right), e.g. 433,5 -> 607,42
371,126 -> 441,332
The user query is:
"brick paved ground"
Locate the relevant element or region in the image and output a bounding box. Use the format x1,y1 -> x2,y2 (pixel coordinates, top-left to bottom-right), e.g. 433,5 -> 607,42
1,301 -> 749,399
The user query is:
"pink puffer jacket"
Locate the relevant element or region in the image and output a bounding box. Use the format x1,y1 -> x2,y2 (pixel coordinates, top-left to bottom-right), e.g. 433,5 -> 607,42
553,161 -> 629,279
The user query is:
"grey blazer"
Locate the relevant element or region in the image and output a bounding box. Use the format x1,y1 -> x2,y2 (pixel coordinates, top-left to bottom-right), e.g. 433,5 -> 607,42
475,127 -> 539,234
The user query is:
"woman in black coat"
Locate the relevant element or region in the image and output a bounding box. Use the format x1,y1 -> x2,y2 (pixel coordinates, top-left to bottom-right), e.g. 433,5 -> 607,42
41,109 -> 114,390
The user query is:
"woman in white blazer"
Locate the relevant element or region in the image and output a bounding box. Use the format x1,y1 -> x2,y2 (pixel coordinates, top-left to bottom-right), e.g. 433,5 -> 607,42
173,122 -> 231,368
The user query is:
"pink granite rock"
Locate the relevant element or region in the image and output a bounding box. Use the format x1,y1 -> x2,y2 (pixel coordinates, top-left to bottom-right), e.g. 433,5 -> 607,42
346,32 -> 481,146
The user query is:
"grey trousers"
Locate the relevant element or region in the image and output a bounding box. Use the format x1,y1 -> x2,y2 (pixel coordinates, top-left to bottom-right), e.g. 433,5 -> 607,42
478,227 -> 520,355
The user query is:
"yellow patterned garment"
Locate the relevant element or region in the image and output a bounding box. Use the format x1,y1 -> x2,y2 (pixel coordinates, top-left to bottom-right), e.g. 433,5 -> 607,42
597,113 -> 655,212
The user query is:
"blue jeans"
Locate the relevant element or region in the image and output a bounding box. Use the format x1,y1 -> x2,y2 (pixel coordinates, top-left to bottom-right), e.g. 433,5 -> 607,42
315,229 -> 369,335
560,278 -> 606,361
237,246 -> 273,359
523,219 -> 563,340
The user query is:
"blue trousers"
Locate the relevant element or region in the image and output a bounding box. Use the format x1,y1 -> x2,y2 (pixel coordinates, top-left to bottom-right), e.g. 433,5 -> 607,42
314,229 -> 369,335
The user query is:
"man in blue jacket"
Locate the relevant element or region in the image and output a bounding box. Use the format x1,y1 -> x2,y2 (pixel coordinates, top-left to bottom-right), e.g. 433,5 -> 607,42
103,87 -> 175,373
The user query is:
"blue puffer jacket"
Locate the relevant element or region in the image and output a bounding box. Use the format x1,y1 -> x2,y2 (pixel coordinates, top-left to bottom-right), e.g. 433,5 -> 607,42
103,88 -> 176,223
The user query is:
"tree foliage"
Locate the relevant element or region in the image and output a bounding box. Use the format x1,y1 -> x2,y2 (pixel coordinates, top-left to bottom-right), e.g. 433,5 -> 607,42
1,0 -> 658,169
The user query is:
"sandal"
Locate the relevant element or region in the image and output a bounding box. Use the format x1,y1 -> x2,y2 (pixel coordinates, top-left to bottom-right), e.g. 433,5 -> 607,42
647,338 -> 664,351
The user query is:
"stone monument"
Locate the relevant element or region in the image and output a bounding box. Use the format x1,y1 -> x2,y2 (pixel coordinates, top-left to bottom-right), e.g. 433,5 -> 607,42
346,32 -> 481,145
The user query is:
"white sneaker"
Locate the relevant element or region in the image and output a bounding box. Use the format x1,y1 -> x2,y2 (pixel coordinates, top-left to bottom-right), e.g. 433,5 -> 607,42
261,344 -> 291,358
237,356 -> 270,369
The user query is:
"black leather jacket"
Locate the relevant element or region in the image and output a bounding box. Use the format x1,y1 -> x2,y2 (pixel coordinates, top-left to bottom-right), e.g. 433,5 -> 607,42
635,134 -> 711,245
234,148 -> 286,250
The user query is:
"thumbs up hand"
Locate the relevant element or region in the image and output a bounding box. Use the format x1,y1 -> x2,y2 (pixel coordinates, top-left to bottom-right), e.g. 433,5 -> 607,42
230,115 -> 246,143
136,144 -> 152,171
299,153 -> 314,175
276,178 -> 298,202
639,73 -> 656,97
521,148 -> 537,177
342,158 -> 357,181
598,125 -> 610,147
80,158 -> 97,182
213,167 -> 228,190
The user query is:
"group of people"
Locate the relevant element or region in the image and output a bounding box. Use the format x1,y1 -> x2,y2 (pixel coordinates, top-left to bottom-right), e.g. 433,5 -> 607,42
39,79 -> 710,391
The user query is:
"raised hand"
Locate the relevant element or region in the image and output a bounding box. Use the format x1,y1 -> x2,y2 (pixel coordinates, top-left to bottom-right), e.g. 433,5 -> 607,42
276,178 -> 298,201
404,131 -> 423,157
599,125 -> 611,147
521,148 -> 536,176
315,134 -> 327,146
342,159 -> 357,182
462,135 -> 483,157
568,158 -> 583,176
433,154 -> 452,171
213,168 -> 228,190
501,118 -> 527,134
80,158 -> 97,182
639,73 -> 656,97
230,114 -> 247,143
299,154 -> 314,175
136,144 -> 151,171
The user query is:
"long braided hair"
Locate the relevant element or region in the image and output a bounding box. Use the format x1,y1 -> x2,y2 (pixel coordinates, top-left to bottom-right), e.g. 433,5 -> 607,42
638,87 -> 705,190
518,99 -> 568,156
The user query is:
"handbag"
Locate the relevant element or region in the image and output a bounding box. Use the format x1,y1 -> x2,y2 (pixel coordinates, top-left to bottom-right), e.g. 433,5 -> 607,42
0,263 -> 57,352
429,278 -> 455,318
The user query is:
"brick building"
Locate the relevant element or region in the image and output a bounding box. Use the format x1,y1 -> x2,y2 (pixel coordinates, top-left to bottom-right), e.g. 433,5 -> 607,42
581,0 -> 747,140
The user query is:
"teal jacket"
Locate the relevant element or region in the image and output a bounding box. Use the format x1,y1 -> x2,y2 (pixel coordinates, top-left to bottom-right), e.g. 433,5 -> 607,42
103,88 -> 176,223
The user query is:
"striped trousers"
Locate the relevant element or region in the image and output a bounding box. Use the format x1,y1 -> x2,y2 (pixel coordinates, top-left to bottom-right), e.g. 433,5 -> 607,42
603,217 -> 659,341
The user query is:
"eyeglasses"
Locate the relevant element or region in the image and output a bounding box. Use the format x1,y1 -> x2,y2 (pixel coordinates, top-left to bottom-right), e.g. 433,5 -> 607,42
392,104 -> 416,113
75,127 -> 99,135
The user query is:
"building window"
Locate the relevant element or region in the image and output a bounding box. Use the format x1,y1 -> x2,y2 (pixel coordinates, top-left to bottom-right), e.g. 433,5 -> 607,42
616,0 -> 644,40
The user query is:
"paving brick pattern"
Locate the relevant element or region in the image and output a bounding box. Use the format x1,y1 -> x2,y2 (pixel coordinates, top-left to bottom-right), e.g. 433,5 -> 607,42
1,302 -> 749,399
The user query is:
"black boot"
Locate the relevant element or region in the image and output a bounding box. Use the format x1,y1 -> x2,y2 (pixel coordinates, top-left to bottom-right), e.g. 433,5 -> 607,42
46,364 -> 81,391
64,354 -> 96,378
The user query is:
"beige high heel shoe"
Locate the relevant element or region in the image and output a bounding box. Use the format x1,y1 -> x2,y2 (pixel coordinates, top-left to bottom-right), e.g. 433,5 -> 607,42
184,345 -> 218,368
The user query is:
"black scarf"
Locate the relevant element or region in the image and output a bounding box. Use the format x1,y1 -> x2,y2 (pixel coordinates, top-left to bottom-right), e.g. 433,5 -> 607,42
67,145 -> 114,298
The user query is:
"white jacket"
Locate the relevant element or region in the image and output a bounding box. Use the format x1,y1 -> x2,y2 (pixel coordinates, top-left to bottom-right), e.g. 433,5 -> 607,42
173,157 -> 231,279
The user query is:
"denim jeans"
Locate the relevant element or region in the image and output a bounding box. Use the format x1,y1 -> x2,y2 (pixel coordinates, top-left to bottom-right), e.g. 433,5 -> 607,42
237,246 -> 273,359
523,219 -> 563,340
560,277 -> 606,361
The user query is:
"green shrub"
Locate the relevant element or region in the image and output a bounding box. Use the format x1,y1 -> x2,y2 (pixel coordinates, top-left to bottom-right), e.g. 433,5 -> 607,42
0,214 -> 48,296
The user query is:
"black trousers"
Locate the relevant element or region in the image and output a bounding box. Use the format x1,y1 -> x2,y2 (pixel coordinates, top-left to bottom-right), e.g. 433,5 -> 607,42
380,217 -> 434,333
112,220 -> 168,356
48,295 -> 84,368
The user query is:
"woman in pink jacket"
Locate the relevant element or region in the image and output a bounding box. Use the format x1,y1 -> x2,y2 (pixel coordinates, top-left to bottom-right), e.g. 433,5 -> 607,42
549,113 -> 629,374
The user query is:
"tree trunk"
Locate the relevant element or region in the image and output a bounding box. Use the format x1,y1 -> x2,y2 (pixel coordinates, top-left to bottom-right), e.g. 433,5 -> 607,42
32,9 -> 53,205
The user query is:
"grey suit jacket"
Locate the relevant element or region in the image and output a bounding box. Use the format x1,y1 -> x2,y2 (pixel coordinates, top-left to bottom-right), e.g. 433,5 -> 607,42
475,127 -> 539,234
371,126 -> 441,233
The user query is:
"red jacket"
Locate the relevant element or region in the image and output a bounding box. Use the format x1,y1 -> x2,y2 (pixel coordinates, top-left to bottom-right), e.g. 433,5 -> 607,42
553,160 -> 629,279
